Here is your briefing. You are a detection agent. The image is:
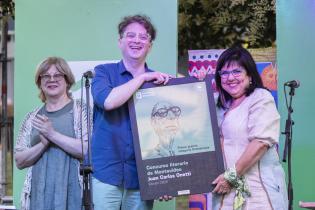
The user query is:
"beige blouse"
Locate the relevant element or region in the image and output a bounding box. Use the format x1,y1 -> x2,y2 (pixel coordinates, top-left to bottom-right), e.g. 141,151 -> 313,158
219,88 -> 280,210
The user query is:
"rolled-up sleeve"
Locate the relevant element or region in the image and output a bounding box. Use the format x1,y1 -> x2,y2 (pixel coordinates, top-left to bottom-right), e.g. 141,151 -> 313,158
248,89 -> 280,147
91,65 -> 113,108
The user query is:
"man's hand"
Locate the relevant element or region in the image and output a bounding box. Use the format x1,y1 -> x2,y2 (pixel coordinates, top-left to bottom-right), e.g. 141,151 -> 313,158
141,72 -> 172,85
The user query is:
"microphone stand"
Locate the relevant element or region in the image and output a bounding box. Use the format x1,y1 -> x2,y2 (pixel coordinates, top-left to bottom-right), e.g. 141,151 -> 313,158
80,75 -> 94,210
282,85 -> 296,210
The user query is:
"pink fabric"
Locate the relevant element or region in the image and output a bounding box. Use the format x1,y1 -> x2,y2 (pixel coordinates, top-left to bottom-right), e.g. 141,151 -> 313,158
219,88 -> 279,210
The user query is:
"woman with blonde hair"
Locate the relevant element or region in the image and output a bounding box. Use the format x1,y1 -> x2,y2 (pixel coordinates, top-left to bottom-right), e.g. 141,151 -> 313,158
15,57 -> 91,210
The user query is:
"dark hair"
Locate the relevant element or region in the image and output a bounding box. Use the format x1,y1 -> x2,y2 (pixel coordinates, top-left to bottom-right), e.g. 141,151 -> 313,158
118,14 -> 156,41
215,46 -> 264,109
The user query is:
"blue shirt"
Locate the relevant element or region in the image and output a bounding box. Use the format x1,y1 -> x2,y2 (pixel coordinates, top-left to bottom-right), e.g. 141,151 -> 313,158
91,60 -> 152,189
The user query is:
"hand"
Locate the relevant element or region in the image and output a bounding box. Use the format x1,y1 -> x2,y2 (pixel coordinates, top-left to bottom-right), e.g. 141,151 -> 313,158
158,195 -> 173,201
141,72 -> 172,85
39,134 -> 50,148
212,174 -> 232,194
32,114 -> 55,140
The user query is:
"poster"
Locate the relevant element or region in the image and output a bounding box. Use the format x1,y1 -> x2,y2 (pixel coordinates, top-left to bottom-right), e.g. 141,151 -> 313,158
128,76 -> 224,200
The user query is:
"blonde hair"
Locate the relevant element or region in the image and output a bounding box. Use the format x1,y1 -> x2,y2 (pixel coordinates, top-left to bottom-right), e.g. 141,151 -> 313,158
35,56 -> 75,102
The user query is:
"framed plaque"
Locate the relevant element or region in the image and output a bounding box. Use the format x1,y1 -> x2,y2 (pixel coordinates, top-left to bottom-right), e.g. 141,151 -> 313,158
128,75 -> 224,200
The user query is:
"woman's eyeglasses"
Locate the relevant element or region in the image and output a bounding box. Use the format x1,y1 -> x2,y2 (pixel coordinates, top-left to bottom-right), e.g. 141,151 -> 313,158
218,69 -> 245,79
40,73 -> 65,82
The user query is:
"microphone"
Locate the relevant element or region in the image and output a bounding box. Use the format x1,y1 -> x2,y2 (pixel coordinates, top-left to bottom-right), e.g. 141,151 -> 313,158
284,80 -> 300,88
83,70 -> 95,78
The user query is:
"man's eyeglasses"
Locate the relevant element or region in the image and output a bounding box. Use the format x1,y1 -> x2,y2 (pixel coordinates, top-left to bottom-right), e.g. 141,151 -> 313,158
152,106 -> 181,118
218,69 -> 245,79
40,73 -> 65,82
123,31 -> 151,42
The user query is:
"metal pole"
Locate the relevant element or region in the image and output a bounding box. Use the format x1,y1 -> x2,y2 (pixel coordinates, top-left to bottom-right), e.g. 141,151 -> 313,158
0,16 -> 9,197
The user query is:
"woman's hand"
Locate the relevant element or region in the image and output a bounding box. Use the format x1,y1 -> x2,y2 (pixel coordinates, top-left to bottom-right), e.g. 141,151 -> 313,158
32,114 -> 87,158
212,174 -> 232,194
39,134 -> 50,148
32,114 -> 56,139
15,134 -> 51,169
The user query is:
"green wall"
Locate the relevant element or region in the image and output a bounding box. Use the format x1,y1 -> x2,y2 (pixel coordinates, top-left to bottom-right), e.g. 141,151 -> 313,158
14,0 -> 177,209
277,1 -> 315,209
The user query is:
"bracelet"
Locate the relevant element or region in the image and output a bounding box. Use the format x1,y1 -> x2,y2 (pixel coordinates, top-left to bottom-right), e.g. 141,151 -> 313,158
223,165 -> 251,210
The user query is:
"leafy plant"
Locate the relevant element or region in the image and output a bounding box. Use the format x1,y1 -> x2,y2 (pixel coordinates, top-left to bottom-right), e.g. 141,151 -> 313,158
0,0 -> 15,19
178,0 -> 275,56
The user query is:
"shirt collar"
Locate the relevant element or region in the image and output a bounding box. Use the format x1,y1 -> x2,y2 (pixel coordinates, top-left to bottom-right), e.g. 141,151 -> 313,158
118,60 -> 153,75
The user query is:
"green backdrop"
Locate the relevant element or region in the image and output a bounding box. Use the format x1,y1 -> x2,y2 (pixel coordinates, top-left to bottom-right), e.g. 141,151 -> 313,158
277,1 -> 315,209
14,0 -> 177,209
14,1 -> 315,209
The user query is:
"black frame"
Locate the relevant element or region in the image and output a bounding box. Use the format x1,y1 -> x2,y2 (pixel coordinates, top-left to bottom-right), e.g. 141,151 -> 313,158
128,75 -> 224,200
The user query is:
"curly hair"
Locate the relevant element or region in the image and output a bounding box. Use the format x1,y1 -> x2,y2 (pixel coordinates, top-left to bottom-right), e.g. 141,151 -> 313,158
118,14 -> 156,41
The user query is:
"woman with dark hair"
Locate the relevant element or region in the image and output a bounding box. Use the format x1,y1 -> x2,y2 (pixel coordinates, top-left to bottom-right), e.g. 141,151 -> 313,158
209,46 -> 288,210
15,57 -> 91,210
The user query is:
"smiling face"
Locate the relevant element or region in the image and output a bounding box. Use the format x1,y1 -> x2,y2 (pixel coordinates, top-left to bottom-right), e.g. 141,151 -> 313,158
118,22 -> 152,63
39,65 -> 68,101
220,62 -> 251,99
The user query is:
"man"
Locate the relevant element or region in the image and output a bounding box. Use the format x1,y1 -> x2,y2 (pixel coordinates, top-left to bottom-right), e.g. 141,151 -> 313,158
91,14 -> 171,210
144,102 -> 181,160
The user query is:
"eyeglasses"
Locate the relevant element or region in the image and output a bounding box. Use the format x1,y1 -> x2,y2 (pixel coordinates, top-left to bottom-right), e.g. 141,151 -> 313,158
123,31 -> 151,42
40,73 -> 65,82
152,106 -> 181,118
218,69 -> 245,79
